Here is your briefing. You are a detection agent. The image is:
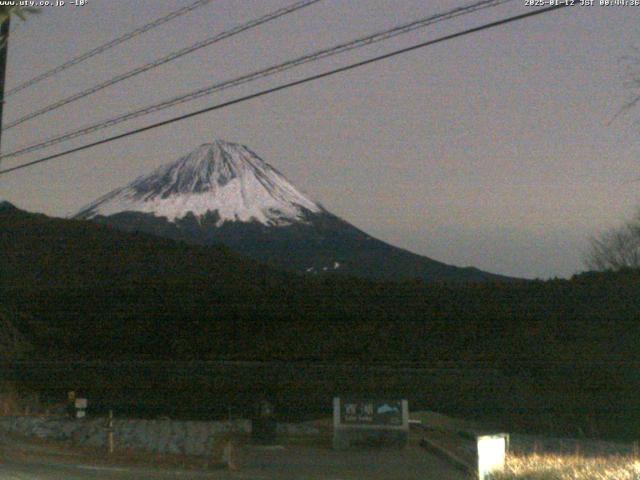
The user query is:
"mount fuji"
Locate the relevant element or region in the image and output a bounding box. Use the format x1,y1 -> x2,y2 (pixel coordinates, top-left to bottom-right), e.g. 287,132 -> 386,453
75,140 -> 508,282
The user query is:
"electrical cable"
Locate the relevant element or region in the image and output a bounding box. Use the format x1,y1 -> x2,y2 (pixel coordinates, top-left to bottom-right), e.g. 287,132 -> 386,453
1,0 -> 513,160
4,0 -> 214,98
0,3 -> 570,177
3,0 -> 322,130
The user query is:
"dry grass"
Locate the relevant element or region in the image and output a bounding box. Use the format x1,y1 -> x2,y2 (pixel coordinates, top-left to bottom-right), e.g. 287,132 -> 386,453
0,382 -> 29,416
494,452 -> 640,480
0,382 -> 47,416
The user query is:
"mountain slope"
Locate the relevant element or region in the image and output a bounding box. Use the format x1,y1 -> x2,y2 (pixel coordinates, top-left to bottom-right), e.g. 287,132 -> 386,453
5,203 -> 639,359
75,140 -> 510,282
76,141 -> 322,226
0,200 -> 18,212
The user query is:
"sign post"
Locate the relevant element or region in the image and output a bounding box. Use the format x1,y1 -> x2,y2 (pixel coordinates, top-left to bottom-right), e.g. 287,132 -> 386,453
74,398 -> 88,419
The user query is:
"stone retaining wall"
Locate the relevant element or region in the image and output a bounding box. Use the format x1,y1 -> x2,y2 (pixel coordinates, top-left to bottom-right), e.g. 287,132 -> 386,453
0,416 -> 319,456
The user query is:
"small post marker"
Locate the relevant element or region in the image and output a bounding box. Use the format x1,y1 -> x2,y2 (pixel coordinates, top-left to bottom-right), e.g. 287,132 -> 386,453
477,434 -> 508,480
224,440 -> 240,471
107,410 -> 114,454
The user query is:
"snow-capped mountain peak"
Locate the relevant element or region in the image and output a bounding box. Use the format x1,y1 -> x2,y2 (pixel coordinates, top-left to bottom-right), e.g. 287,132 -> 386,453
75,140 -> 322,226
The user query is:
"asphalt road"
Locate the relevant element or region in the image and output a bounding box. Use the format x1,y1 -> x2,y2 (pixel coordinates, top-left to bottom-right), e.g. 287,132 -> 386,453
0,428 -> 468,480
0,445 -> 469,480
0,460 -> 225,479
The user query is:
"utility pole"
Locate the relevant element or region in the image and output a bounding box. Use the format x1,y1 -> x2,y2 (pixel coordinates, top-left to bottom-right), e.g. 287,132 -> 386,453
0,16 -> 10,157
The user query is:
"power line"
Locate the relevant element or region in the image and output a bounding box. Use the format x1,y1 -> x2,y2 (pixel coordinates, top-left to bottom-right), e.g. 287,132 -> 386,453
3,0 -> 322,130
0,4 -> 570,177
1,0 -> 513,161
4,0 -> 214,99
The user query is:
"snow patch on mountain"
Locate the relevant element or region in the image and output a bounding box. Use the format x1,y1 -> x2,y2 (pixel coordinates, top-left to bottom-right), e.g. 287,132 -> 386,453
306,262 -> 342,274
76,140 -> 322,226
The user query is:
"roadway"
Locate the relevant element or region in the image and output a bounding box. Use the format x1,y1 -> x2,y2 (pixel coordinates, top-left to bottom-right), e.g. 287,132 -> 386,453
0,433 -> 468,479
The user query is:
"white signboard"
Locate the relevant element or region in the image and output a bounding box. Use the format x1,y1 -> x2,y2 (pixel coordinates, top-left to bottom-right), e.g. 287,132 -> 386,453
332,397 -> 409,449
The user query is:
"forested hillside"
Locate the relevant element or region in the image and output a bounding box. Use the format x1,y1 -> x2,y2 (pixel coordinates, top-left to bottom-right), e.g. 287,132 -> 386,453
2,205 -> 640,438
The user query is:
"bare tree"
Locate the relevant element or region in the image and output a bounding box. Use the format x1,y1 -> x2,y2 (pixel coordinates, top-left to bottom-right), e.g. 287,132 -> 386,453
0,7 -> 39,23
585,50 -> 640,271
608,47 -> 640,124
586,209 -> 640,271
0,6 -> 38,46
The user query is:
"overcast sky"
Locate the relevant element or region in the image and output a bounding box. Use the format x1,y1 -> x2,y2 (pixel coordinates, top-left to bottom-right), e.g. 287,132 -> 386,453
0,0 -> 639,279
